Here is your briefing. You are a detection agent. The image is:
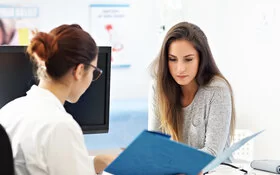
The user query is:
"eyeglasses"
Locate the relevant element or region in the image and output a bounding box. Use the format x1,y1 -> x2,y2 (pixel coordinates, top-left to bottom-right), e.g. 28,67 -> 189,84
204,162 -> 248,175
86,64 -> 103,82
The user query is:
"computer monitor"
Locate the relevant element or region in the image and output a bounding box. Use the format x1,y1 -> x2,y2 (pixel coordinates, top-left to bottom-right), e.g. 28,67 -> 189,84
0,46 -> 111,134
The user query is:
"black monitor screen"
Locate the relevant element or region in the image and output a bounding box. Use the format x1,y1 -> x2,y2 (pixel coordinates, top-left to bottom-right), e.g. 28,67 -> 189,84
0,46 -> 111,134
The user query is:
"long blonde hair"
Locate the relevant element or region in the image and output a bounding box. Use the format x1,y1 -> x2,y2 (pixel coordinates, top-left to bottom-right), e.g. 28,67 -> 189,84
151,22 -> 235,142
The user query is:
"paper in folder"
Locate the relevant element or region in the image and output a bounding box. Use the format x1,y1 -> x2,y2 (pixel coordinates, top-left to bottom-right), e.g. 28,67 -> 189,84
251,160 -> 280,174
105,130 -> 263,175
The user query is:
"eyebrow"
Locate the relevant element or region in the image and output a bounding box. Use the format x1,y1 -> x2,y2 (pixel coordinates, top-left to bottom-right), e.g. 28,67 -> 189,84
168,54 -> 195,58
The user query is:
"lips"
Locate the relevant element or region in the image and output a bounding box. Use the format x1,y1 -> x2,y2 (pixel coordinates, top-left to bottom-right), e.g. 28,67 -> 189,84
177,75 -> 188,78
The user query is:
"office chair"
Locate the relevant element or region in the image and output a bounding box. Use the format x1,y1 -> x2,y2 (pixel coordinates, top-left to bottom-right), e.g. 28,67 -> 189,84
0,124 -> 15,175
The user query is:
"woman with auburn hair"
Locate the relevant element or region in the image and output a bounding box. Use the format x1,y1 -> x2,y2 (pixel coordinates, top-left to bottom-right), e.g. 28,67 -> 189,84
0,24 -> 114,175
149,22 -> 235,158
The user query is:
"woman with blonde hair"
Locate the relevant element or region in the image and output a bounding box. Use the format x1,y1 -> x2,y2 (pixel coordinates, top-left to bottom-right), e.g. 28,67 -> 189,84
149,21 -> 235,157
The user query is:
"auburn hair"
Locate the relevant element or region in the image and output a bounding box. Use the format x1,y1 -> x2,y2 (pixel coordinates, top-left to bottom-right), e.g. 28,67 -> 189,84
27,24 -> 98,80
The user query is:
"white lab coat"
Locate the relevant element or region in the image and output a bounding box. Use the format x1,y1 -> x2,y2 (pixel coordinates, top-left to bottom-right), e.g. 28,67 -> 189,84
0,85 -> 96,175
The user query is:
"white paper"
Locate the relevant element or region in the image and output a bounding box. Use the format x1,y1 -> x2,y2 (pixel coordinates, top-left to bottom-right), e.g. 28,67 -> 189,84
203,130 -> 264,173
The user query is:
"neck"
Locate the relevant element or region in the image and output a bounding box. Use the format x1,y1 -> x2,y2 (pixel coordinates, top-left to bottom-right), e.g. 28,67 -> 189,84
38,79 -> 71,104
181,80 -> 199,107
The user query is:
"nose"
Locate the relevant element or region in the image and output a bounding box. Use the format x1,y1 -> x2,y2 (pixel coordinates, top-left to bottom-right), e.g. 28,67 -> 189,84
176,61 -> 186,73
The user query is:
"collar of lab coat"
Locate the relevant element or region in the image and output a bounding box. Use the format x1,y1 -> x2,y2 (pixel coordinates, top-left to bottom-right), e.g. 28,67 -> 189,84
26,85 -> 66,112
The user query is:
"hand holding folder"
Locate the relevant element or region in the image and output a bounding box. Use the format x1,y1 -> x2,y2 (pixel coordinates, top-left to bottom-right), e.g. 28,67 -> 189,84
105,130 -> 263,175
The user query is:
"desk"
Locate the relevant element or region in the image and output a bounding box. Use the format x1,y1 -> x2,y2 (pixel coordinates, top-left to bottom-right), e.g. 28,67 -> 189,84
103,169 -> 276,175
102,163 -> 277,175
200,161 -> 277,175
207,164 -> 276,175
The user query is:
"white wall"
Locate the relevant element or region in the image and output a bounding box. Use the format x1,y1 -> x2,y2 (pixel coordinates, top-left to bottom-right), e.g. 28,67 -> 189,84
2,0 -> 160,100
105,0 -> 160,100
175,0 -> 280,160
224,0 -> 280,160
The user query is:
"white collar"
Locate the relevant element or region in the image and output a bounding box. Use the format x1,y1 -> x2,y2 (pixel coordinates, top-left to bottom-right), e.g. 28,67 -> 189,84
26,85 -> 66,112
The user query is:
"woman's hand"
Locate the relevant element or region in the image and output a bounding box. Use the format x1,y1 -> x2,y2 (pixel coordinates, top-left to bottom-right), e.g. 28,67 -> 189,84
94,154 -> 117,174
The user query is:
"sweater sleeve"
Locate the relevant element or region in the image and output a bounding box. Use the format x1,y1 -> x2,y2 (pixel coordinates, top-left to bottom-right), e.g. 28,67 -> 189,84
200,86 -> 232,156
148,81 -> 162,132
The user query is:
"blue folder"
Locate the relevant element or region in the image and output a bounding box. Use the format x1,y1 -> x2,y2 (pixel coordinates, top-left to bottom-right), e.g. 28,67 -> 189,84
105,130 -> 263,175
105,130 -> 215,175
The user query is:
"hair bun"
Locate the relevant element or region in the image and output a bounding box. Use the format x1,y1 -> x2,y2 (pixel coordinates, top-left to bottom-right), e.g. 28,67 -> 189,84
27,32 -> 58,62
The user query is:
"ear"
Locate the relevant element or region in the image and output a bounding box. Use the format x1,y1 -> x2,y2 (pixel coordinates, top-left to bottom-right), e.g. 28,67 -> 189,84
73,63 -> 85,81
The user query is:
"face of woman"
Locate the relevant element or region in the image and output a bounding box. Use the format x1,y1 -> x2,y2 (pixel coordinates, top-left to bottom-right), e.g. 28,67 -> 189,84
68,58 -> 98,103
168,39 -> 200,87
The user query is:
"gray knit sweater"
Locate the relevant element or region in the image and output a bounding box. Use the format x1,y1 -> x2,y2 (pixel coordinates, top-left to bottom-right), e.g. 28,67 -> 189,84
148,77 -> 232,157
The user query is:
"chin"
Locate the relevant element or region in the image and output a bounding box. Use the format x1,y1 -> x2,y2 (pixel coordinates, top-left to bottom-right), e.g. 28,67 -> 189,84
66,97 -> 80,104
175,80 -> 191,86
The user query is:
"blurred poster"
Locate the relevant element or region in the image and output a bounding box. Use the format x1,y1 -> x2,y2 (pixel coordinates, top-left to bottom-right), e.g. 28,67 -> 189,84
0,4 -> 39,45
89,4 -> 131,68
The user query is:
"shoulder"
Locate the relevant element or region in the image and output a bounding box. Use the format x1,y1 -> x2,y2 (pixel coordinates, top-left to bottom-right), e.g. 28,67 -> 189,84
0,96 -> 25,112
1,96 -> 80,133
47,117 -> 82,136
198,76 -> 232,104
207,76 -> 229,89
38,107 -> 80,134
202,76 -> 231,94
0,96 -> 28,124
150,79 -> 157,88
34,114 -> 83,149
149,79 -> 157,97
